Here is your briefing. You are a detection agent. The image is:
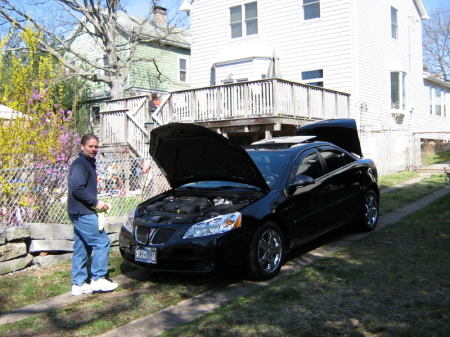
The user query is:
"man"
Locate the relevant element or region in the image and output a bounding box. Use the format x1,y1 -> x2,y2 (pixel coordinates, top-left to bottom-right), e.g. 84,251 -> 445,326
67,134 -> 118,296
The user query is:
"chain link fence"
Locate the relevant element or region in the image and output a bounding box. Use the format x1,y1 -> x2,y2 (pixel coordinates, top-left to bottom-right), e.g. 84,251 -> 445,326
360,129 -> 421,176
0,157 -> 170,226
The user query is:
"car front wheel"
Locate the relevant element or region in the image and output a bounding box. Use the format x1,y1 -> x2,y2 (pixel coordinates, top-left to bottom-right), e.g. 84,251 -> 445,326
246,222 -> 285,280
360,190 -> 379,232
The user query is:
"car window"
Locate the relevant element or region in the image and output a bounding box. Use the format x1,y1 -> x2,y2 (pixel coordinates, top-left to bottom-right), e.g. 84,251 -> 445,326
319,148 -> 355,172
248,152 -> 289,176
294,151 -> 323,179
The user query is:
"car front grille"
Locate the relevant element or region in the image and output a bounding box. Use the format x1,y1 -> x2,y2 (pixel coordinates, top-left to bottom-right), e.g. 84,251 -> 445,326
135,225 -> 176,245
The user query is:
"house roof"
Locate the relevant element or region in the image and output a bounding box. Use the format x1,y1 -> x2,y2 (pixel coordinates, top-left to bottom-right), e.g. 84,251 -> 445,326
115,12 -> 191,48
424,74 -> 450,89
214,38 -> 273,65
67,10 -> 191,49
414,0 -> 430,20
179,0 -> 194,13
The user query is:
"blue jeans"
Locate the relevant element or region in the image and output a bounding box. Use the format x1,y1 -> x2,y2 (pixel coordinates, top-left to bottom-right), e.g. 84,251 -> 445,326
69,213 -> 111,285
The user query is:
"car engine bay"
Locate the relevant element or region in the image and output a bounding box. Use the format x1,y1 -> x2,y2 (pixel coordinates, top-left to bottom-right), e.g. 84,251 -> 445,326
136,195 -> 254,225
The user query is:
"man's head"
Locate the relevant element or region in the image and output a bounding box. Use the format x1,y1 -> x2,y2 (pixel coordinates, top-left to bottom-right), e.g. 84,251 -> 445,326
80,134 -> 99,158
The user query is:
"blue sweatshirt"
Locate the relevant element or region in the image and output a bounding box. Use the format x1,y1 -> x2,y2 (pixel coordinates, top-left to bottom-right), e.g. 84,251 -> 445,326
67,152 -> 99,215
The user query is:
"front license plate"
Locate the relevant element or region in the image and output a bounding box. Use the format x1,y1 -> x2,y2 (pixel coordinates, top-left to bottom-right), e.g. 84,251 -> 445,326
135,246 -> 157,264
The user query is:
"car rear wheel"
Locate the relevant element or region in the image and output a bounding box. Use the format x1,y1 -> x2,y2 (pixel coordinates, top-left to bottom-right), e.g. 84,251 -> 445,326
360,190 -> 379,232
246,222 -> 284,280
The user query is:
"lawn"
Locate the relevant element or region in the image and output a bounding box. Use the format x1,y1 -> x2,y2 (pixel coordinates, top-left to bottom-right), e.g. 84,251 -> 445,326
161,193 -> 450,337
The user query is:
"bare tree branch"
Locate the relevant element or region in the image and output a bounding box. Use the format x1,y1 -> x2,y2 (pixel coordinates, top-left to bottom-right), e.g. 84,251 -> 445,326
423,5 -> 450,82
0,0 -> 190,98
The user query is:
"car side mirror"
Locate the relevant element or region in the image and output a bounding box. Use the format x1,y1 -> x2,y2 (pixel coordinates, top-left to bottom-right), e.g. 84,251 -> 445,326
287,174 -> 315,195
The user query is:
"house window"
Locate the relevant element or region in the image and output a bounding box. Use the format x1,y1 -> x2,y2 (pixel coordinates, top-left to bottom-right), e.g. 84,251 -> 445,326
391,7 -> 398,39
179,58 -> 187,82
103,54 -> 110,76
91,106 -> 100,124
391,71 -> 406,109
429,86 -> 447,117
303,0 -> 320,20
302,69 -> 323,87
230,2 -> 258,39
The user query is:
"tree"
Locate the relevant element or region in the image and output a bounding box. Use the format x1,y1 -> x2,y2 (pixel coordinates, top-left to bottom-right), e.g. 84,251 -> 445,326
423,4 -> 450,81
0,0 -> 190,99
0,27 -> 80,222
0,27 -> 80,169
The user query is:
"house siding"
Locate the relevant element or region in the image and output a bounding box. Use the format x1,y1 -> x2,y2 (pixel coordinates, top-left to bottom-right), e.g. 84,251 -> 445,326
130,44 -> 190,93
189,0 -> 449,138
67,21 -> 191,100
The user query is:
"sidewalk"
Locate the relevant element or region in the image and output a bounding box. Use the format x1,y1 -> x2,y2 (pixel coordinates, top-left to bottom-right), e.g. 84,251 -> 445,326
0,175 -> 449,334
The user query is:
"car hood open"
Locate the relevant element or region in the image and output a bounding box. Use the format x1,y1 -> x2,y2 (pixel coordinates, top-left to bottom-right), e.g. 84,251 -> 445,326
149,123 -> 271,192
294,119 -> 363,157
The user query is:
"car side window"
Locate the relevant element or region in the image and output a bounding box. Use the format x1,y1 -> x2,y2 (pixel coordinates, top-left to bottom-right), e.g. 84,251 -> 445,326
320,148 -> 355,172
295,151 -> 323,179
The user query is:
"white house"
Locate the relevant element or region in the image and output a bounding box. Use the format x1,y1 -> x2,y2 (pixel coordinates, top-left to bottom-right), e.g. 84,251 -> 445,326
176,0 -> 450,173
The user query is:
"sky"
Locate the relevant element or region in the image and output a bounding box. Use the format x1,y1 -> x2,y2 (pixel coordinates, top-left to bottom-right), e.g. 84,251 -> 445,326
421,0 -> 448,14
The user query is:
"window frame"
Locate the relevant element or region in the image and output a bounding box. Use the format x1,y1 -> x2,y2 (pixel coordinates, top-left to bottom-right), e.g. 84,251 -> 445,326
391,6 -> 398,40
318,147 -> 356,174
301,69 -> 324,87
428,85 -> 448,117
179,57 -> 188,83
390,71 -> 407,110
103,54 -> 110,77
291,149 -> 324,181
230,2 -> 258,39
303,0 -> 320,21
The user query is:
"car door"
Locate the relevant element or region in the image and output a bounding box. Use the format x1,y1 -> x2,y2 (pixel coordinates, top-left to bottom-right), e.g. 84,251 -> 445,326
317,146 -> 362,228
286,149 -> 335,246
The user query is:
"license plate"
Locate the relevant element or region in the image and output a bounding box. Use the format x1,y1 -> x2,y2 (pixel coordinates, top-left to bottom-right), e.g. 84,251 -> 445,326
135,246 -> 157,264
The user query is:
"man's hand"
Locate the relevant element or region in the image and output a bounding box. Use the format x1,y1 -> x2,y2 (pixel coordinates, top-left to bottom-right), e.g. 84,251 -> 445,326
96,200 -> 109,211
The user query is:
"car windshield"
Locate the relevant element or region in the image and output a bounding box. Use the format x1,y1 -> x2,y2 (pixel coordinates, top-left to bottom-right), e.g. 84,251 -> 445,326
247,150 -> 291,188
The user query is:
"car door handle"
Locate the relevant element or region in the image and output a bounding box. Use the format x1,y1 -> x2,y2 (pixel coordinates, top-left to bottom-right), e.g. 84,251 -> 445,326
324,184 -> 333,191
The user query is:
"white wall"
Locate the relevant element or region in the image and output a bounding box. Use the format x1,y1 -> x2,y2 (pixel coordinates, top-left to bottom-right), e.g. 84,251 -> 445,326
189,0 -> 450,157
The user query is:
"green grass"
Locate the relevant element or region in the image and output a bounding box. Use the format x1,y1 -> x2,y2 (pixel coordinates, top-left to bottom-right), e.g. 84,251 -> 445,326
160,193 -> 450,337
0,250 -> 137,314
378,170 -> 419,189
422,149 -> 450,166
379,174 -> 449,215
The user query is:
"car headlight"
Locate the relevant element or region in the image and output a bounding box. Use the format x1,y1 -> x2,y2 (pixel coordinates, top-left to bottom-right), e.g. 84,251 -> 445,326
123,209 -> 136,233
183,212 -> 242,239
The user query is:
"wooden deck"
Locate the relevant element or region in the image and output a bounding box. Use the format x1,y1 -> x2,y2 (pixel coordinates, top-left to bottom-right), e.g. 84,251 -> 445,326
100,79 -> 351,157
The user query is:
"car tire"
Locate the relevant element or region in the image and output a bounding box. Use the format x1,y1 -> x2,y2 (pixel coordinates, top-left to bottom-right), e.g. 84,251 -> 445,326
246,222 -> 285,280
359,190 -> 379,232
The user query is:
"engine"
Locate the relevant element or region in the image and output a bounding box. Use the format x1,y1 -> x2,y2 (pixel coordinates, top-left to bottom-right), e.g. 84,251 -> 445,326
137,195 -> 251,225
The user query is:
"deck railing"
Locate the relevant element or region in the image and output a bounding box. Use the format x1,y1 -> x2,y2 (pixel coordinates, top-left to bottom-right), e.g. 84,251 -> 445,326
101,96 -> 149,157
100,79 -> 350,156
152,79 -> 350,126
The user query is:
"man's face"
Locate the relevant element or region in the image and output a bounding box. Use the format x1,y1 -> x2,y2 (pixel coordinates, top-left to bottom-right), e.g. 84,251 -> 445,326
80,138 -> 99,158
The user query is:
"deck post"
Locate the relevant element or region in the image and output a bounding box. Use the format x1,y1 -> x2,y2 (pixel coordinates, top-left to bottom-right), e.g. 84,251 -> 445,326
190,91 -> 197,120
216,87 -> 223,119
244,83 -> 250,117
273,79 -> 279,116
307,87 -> 312,118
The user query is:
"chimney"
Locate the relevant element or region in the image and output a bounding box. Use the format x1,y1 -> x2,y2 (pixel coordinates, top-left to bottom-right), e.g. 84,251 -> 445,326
153,6 -> 167,26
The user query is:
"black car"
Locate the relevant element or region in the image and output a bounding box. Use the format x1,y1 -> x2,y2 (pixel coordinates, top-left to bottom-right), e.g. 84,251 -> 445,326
119,119 -> 379,280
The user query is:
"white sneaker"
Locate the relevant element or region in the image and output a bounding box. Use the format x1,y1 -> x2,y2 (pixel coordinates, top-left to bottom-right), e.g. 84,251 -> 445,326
72,283 -> 92,296
90,278 -> 118,293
